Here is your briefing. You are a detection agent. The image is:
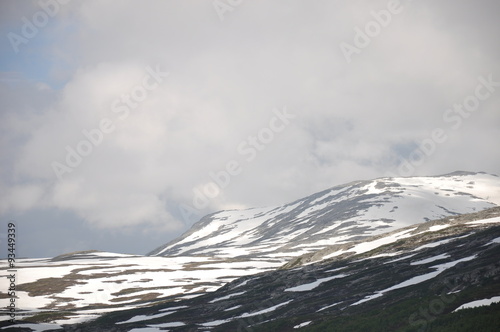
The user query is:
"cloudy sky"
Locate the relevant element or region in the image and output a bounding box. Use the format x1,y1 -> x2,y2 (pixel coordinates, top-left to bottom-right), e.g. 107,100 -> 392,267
1,0 -> 499,258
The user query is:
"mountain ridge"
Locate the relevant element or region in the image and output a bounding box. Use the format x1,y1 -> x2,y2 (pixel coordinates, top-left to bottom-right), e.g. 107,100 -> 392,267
1,170 -> 500,331
149,171 -> 500,259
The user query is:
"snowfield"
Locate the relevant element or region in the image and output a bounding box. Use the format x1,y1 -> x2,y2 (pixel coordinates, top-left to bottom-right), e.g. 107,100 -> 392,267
0,253 -> 283,324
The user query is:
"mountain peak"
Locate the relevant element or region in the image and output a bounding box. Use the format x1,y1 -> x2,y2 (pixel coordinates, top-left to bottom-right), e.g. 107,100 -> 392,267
149,172 -> 500,258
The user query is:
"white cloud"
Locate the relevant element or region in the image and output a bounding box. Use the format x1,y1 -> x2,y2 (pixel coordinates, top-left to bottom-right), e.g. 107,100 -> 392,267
1,0 -> 499,243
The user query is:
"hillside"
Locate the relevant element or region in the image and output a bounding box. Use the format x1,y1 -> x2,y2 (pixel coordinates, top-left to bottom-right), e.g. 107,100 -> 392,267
150,171 -> 500,259
59,207 -> 500,331
1,171 -> 499,331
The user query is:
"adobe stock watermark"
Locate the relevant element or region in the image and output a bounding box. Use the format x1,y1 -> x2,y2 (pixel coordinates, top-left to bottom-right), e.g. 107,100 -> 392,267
213,0 -> 243,22
178,107 -> 296,224
340,0 -> 412,64
7,0 -> 70,54
408,279 -> 460,331
51,65 -> 169,180
386,73 -> 499,178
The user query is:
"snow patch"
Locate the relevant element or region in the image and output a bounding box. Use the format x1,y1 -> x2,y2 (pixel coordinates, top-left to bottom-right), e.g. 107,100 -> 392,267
453,296 -> 500,311
466,216 -> 500,225
238,300 -> 293,318
116,311 -> 175,325
294,320 -> 312,328
200,319 -> 231,327
148,322 -> 186,328
209,291 -> 246,303
410,254 -> 450,265
285,275 -> 347,292
6,324 -> 62,332
484,236 -> 500,246
317,302 -> 342,312
225,305 -> 242,311
428,224 -> 451,232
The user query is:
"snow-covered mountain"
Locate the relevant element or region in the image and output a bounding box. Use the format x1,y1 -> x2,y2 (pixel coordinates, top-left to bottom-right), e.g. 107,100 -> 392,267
2,171 -> 500,330
150,171 -> 500,259
59,207 -> 500,331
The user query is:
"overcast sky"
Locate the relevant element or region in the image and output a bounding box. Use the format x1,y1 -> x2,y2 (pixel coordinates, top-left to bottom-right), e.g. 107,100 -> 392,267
1,0 -> 499,258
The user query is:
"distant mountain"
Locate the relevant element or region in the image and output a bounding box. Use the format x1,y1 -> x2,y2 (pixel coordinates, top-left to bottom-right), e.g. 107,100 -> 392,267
1,171 -> 499,331
150,171 -> 500,259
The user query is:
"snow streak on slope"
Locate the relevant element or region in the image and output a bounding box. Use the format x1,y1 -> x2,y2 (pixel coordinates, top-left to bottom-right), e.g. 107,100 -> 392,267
453,296 -> 500,311
285,274 -> 348,292
351,255 -> 477,306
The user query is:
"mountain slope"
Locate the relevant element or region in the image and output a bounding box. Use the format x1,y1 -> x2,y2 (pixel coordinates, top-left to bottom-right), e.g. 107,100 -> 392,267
150,171 -> 500,259
63,207 -> 500,332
